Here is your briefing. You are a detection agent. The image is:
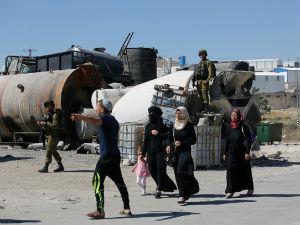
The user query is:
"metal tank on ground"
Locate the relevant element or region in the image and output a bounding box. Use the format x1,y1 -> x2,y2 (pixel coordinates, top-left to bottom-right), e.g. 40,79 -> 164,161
121,47 -> 158,85
0,64 -> 105,141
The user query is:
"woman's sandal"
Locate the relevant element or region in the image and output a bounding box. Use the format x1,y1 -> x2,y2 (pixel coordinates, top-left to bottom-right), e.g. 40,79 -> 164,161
87,211 -> 105,219
119,209 -> 133,217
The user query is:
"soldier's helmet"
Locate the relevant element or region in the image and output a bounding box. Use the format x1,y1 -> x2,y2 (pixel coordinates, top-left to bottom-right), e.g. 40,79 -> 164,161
44,100 -> 55,107
198,49 -> 208,56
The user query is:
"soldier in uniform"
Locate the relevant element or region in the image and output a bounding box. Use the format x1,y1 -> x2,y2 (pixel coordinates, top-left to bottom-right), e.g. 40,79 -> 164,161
194,49 -> 215,112
38,100 -> 64,173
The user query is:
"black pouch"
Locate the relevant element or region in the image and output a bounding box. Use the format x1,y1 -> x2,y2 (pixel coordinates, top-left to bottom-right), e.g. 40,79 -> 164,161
165,152 -> 176,167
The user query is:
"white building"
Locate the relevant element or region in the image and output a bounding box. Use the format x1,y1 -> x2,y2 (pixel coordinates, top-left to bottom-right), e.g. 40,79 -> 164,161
242,59 -> 283,72
252,72 -> 285,93
283,60 -> 299,68
274,67 -> 300,91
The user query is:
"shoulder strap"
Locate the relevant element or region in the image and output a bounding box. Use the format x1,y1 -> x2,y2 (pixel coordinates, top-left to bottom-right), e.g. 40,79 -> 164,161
241,123 -> 254,150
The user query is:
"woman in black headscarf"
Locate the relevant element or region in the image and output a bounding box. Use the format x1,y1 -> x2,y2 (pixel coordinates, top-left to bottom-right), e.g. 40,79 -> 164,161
166,106 -> 199,204
142,106 -> 177,198
223,109 -> 254,199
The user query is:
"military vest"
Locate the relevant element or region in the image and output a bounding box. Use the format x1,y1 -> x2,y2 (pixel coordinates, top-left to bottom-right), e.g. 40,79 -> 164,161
195,60 -> 209,80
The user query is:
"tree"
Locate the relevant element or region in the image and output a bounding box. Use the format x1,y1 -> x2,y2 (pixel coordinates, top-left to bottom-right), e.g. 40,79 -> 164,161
251,87 -> 271,113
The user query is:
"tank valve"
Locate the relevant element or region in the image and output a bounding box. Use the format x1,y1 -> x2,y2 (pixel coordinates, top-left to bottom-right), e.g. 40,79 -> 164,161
17,84 -> 24,92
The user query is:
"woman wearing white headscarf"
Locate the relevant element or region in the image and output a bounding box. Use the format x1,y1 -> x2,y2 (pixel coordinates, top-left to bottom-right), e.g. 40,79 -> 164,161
166,106 -> 199,204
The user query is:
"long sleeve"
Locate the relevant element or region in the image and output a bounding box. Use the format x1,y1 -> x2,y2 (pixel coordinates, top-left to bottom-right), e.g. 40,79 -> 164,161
224,128 -> 229,155
44,114 -> 59,134
165,129 -> 174,148
157,124 -> 170,140
206,60 -> 214,81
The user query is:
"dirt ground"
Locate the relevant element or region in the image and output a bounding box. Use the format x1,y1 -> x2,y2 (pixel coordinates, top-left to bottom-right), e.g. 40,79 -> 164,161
0,144 -> 299,225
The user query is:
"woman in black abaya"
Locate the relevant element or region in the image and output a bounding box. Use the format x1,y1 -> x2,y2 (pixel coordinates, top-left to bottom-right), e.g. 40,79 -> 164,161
223,109 -> 254,199
142,106 -> 177,198
166,106 -> 199,204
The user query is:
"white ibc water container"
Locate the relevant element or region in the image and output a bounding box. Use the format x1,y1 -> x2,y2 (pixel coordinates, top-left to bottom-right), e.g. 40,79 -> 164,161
191,126 -> 221,169
118,123 -> 145,163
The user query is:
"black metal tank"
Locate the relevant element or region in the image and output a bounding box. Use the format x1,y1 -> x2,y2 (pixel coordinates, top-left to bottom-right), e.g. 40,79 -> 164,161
68,46 -> 124,75
122,47 -> 158,85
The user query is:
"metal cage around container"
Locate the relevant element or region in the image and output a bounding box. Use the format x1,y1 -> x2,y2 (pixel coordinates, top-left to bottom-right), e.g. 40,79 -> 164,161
191,126 -> 221,169
118,122 -> 145,163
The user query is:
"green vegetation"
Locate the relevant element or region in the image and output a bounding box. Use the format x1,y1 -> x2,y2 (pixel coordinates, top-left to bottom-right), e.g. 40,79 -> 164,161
251,87 -> 271,113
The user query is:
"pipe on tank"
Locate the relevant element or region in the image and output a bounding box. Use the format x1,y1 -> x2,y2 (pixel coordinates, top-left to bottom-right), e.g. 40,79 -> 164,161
0,64 -> 105,140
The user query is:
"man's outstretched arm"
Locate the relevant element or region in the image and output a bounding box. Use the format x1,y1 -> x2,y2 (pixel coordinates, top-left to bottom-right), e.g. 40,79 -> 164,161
71,113 -> 102,126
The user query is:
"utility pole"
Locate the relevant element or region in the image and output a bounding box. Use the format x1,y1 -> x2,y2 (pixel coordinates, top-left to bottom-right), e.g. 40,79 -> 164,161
23,48 -> 37,56
297,69 -> 299,127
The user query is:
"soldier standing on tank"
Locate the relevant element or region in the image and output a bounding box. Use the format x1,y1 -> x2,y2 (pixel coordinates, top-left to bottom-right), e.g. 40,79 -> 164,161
38,100 -> 64,173
194,49 -> 215,113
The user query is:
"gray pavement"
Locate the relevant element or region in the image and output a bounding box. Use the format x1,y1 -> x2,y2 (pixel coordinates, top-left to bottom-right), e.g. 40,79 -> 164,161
0,147 -> 299,225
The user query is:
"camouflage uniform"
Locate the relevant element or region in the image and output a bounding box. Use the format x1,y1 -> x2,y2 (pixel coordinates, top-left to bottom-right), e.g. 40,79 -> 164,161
43,113 -> 62,164
195,59 -> 214,105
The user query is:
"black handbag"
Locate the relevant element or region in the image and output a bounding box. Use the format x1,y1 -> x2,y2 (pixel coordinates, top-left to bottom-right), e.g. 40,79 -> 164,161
165,152 -> 176,167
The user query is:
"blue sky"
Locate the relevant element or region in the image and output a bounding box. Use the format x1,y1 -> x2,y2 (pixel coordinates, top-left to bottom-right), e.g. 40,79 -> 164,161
0,0 -> 299,69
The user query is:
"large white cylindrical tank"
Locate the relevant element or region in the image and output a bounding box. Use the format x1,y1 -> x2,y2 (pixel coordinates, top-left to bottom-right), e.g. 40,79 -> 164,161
75,108 -> 98,140
112,70 -> 194,123
91,88 -> 131,110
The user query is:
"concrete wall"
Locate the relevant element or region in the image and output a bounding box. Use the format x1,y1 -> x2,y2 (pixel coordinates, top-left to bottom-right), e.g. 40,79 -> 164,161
259,92 -> 297,109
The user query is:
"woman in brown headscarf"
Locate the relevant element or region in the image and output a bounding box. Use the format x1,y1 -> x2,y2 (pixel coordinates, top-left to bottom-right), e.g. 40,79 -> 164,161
166,106 -> 199,204
223,109 -> 254,199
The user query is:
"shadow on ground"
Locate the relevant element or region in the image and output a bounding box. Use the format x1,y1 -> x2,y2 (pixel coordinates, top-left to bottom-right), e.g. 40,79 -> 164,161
0,219 -> 41,223
64,170 -> 94,173
106,210 -> 200,221
252,159 -> 300,167
239,193 -> 300,198
186,199 -> 256,205
0,155 -> 32,163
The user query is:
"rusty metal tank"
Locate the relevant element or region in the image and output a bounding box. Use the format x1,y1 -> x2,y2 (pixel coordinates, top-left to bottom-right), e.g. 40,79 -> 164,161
0,64 -> 105,140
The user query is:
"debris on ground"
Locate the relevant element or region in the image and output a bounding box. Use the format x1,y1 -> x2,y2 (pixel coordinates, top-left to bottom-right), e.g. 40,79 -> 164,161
76,143 -> 99,154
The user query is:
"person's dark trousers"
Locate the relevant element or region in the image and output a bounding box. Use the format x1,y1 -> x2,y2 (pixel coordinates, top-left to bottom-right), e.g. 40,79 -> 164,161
92,155 -> 130,213
147,152 -> 165,191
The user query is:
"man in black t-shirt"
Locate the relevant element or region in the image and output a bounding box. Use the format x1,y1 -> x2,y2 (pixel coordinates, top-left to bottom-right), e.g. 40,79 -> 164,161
71,99 -> 131,219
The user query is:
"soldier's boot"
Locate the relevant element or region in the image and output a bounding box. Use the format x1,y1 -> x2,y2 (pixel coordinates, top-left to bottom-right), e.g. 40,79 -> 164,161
203,104 -> 209,113
53,162 -> 64,172
38,163 -> 49,173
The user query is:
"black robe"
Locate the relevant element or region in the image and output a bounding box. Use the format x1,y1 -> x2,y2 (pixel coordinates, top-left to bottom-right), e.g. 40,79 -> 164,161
167,122 -> 199,198
225,122 -> 254,193
142,118 -> 177,192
